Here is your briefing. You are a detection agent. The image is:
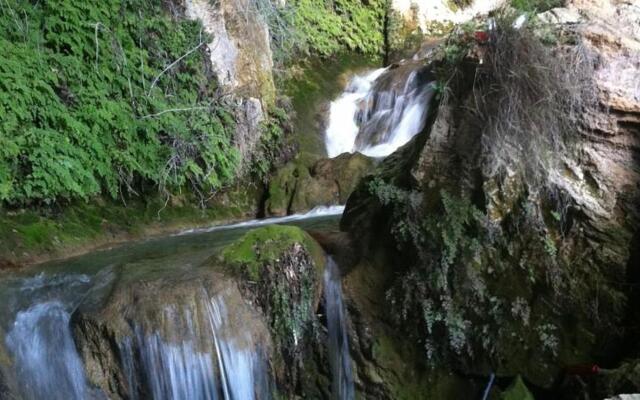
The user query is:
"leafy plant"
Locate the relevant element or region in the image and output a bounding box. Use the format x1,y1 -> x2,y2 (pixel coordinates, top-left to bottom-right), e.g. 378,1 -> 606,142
0,0 -> 239,206
254,0 -> 386,64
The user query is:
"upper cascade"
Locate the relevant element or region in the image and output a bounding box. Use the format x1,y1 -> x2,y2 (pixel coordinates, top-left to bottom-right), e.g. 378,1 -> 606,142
325,62 -> 436,158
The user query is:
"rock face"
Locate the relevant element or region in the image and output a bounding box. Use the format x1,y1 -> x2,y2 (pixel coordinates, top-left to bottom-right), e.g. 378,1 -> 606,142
71,263 -> 271,399
341,0 -> 639,397
183,0 -> 276,170
265,152 -> 376,216
391,0 -> 503,26
388,0 -> 503,55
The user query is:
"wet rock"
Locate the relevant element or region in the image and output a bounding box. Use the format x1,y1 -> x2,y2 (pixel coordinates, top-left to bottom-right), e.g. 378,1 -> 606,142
265,152 -> 375,217
71,261 -> 270,399
222,224 -> 330,397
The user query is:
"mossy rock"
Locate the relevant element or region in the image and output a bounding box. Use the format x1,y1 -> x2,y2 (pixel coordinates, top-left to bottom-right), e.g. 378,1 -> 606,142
314,152 -> 375,203
265,162 -> 308,217
0,183 -> 263,264
222,224 -> 325,281
222,224 -> 327,396
501,376 -> 534,400
265,152 -> 375,216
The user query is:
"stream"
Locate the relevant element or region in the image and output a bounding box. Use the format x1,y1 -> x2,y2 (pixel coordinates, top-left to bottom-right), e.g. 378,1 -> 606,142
0,208 -> 343,400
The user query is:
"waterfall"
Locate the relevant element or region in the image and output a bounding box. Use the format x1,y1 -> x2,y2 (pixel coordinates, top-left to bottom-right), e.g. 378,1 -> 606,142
5,301 -> 91,400
119,295 -> 268,400
325,64 -> 436,158
324,257 -> 355,400
3,273 -> 96,400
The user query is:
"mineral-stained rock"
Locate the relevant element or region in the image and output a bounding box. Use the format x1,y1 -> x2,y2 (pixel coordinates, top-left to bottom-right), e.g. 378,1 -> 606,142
183,0 -> 275,172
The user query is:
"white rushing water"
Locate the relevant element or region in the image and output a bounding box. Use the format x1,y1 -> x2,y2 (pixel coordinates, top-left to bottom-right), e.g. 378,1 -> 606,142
325,68 -> 388,158
5,301 -> 91,400
324,257 -> 355,400
325,66 -> 435,158
174,205 -> 345,236
120,296 -> 267,400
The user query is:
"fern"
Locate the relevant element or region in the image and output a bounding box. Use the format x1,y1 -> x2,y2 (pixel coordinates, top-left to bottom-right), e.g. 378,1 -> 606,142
0,0 -> 239,205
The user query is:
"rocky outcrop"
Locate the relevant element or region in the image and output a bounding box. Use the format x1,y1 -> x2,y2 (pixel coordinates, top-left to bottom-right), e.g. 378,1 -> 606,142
391,0 -> 504,27
69,224 -> 337,399
183,0 -> 276,170
71,263 -> 271,399
222,224 -> 331,397
341,0 -> 640,397
265,152 -> 376,216
388,0 -> 503,56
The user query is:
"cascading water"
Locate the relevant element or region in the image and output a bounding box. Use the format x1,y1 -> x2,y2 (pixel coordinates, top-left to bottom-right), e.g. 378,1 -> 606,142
324,257 -> 355,400
325,63 -> 436,158
118,293 -> 268,400
3,274 -> 96,400
0,212 -> 351,399
6,302 -> 91,400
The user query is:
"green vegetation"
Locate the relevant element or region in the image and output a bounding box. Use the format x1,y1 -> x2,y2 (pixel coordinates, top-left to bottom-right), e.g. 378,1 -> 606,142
0,0 -> 239,206
256,0 -> 387,63
510,0 -> 564,13
251,105 -> 291,182
223,224 -> 323,281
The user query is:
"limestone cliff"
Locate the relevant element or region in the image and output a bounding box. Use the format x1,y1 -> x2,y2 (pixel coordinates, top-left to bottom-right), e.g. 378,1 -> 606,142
183,0 -> 276,171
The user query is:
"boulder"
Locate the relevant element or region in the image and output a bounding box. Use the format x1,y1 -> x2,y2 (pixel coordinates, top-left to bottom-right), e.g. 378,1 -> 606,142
71,262 -> 270,399
222,224 -> 331,397
265,152 -> 376,216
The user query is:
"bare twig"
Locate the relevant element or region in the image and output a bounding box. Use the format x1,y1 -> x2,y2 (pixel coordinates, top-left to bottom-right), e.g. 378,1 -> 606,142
139,106 -> 209,119
147,29 -> 205,96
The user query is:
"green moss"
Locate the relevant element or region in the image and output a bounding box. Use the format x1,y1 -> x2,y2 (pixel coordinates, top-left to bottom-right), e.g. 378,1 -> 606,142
501,376 -> 535,400
0,184 -> 262,263
222,224 -> 324,281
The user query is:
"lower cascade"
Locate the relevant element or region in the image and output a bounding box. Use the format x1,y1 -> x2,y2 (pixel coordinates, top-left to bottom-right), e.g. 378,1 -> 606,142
0,214 -> 359,400
120,295 -> 268,400
6,301 -> 92,400
324,62 -> 436,158
324,257 -> 355,400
